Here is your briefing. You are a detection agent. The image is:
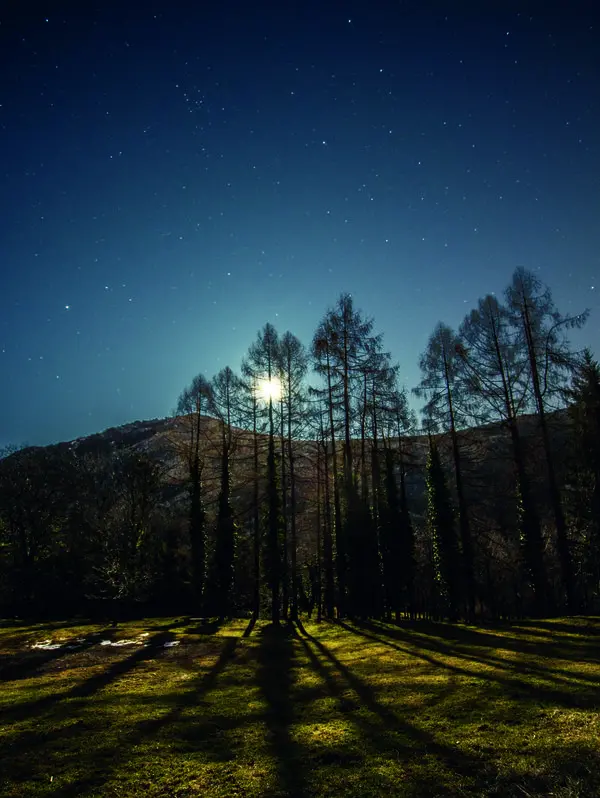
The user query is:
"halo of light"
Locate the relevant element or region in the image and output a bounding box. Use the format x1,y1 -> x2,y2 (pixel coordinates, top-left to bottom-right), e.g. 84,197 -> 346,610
256,376 -> 282,402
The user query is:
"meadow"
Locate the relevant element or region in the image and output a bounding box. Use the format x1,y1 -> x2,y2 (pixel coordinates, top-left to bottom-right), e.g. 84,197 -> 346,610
1,615 -> 599,797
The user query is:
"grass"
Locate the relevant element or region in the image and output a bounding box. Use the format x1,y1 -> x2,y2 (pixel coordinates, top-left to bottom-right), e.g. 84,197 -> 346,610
1,615 -> 599,797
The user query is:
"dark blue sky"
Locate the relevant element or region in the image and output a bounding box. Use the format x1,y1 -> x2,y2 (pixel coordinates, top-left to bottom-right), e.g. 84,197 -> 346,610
1,1 -> 599,447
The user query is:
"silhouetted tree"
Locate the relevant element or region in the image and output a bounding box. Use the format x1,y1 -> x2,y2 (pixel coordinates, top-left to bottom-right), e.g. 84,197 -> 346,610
380,387 -> 416,620
458,294 -> 547,615
246,323 -> 283,623
209,366 -> 244,619
426,438 -> 461,621
565,349 -> 600,609
176,374 -> 212,611
415,322 -> 476,619
506,267 -> 588,611
278,331 -> 309,620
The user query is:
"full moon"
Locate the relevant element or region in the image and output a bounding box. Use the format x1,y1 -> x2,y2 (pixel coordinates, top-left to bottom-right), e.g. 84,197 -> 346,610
256,376 -> 282,402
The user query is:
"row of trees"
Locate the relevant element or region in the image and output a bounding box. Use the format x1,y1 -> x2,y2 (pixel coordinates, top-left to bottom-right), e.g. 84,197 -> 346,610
1,267 -> 599,621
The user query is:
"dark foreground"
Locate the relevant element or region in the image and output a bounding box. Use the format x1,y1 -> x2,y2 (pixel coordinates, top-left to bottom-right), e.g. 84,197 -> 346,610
1,616 -> 599,797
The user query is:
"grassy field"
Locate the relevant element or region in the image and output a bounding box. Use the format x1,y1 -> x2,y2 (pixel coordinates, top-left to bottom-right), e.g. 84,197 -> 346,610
1,615 -> 599,797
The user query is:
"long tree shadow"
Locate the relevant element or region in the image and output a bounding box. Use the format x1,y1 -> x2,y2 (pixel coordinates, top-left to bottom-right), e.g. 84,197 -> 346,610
296,620 -> 497,789
518,618 -> 600,636
69,630 -> 175,699
0,628 -> 177,726
339,621 -> 599,711
352,620 -> 600,687
362,618 -> 600,674
242,615 -> 257,637
374,618 -> 600,662
256,623 -> 307,798
183,618 -> 225,635
56,636 -> 241,798
0,626 -> 118,683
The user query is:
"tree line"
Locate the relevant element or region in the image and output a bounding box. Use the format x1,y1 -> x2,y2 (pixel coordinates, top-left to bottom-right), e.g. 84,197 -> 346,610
1,267 -> 599,622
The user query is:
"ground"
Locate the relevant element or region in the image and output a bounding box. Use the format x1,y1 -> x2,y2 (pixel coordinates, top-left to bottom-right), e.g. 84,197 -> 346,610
0,615 -> 599,797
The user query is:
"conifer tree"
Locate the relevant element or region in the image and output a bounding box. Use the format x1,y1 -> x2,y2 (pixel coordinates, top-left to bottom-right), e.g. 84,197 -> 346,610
565,349 -> 600,609
426,439 -> 461,621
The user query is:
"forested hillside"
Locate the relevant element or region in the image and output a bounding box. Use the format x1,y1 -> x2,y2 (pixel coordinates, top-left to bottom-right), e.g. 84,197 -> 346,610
1,268 -> 598,622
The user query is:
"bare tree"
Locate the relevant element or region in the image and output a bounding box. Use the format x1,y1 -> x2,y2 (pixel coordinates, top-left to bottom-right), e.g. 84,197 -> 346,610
176,374 -> 212,611
506,267 -> 588,611
415,322 -> 476,619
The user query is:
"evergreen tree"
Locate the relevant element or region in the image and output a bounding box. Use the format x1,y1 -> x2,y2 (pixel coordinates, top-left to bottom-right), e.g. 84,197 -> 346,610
565,349 -> 600,609
426,439 -> 461,621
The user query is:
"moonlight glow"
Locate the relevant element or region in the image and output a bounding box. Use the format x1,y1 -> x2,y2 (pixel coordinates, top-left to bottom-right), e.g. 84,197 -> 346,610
256,377 -> 282,403
0,4 -> 598,448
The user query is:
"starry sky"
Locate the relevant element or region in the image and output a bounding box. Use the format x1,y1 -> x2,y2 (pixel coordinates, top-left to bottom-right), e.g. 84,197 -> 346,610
1,1 -> 599,448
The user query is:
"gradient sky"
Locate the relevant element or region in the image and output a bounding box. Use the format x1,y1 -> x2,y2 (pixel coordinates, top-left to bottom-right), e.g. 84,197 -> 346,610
1,1 -> 599,448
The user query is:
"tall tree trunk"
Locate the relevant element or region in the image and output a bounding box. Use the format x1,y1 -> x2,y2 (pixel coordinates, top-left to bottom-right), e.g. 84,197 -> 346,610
521,296 -> 574,611
315,450 -> 323,622
287,395 -> 298,621
324,351 -> 345,617
280,396 -> 289,620
443,348 -> 476,619
252,397 -> 260,619
321,438 -> 335,618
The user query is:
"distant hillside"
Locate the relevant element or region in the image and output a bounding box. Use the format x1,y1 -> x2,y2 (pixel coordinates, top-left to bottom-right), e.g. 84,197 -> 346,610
27,408 -> 569,526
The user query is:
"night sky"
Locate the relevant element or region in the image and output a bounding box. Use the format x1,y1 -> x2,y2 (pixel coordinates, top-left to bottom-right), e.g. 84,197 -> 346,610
1,2 -> 599,448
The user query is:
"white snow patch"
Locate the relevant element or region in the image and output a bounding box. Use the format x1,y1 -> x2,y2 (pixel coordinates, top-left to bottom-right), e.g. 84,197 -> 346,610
163,641 -> 180,648
100,637 -> 147,647
31,641 -> 62,650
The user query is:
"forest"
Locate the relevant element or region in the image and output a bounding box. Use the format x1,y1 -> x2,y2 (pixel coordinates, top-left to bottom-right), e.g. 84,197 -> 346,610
1,266 -> 599,623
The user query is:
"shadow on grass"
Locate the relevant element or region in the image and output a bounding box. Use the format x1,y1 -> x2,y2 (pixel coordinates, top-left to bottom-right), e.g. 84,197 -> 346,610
378,617 -> 600,662
56,636 -> 241,798
339,620 -> 600,711
517,618 -> 600,636
0,626 -> 118,683
242,615 -> 257,637
486,743 -> 600,797
184,618 -> 226,635
0,627 -> 177,725
360,619 -> 600,686
256,623 -> 307,798
296,621 -> 495,790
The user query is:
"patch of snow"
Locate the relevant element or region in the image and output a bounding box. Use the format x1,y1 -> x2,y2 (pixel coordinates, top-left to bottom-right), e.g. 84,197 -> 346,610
31,642 -> 62,650
164,640 -> 180,648
100,637 -> 147,647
